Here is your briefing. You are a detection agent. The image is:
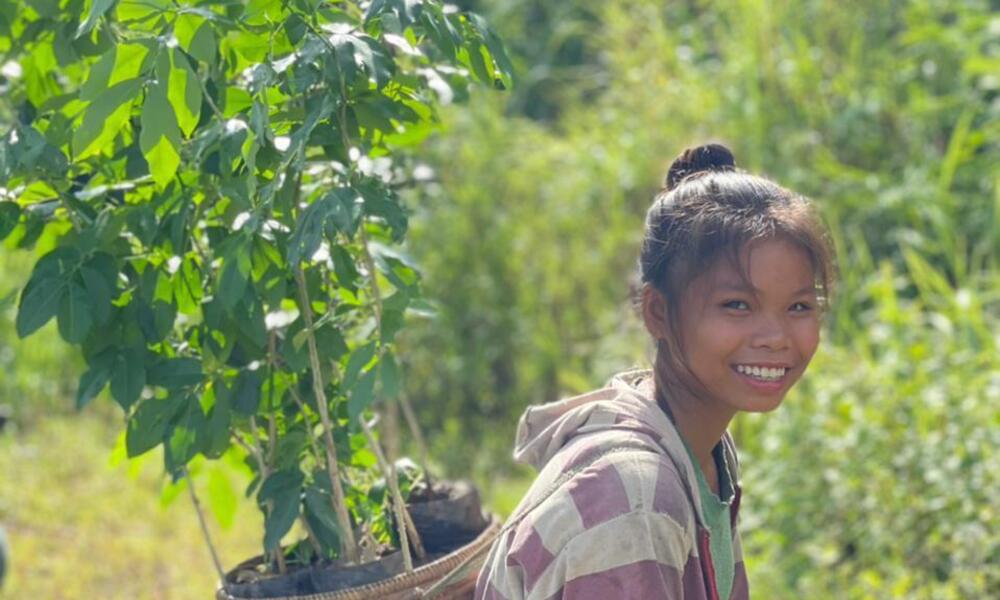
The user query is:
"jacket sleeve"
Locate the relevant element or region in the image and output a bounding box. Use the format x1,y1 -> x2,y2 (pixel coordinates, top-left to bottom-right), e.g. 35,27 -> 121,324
524,510 -> 693,600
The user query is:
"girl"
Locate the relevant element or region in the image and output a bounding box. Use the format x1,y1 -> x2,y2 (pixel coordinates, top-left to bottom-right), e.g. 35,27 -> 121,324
473,144 -> 835,600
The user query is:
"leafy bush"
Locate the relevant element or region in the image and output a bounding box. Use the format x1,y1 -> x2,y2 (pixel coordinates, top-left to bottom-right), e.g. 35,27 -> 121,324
0,0 -> 511,573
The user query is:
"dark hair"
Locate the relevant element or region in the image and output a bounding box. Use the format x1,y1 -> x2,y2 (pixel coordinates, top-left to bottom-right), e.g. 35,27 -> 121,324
640,143 -> 836,393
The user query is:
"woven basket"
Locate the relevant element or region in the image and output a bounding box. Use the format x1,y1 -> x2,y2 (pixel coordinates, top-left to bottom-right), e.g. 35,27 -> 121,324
216,514 -> 500,600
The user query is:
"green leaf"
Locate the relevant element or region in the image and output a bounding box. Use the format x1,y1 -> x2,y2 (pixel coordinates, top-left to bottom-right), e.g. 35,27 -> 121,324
126,394 -> 183,457
117,0 -> 170,22
136,297 -> 156,339
342,341 -> 376,390
16,276 -> 67,338
9,124 -> 68,176
26,0 -> 60,18
153,298 -> 177,338
78,46 -> 119,102
147,357 -> 203,389
168,48 -> 202,137
326,188 -> 363,237
140,63 -> 183,187
262,479 -> 301,552
126,204 -> 158,244
258,468 -> 305,552
330,33 -> 395,90
288,198 -> 328,265
379,352 -> 400,398
283,319 -> 348,372
80,267 -> 111,325
259,469 -> 305,503
468,13 -> 514,88
108,43 -> 150,91
288,188 -> 363,264
73,78 -> 142,160
348,368 -> 376,423
219,241 -> 252,310
75,0 -> 116,39
232,369 -> 262,415
77,351 -> 114,409
173,13 -> 204,51
331,245 -> 360,291
0,203 -> 19,241
304,484 -> 341,545
145,134 -> 182,189
57,281 -> 94,343
188,21 -> 217,66
273,428 -> 306,470
284,13 -> 307,45
164,397 -> 206,477
421,9 -> 457,60
360,185 -> 406,240
236,295 -> 267,350
200,386 -> 231,459
111,350 -> 146,410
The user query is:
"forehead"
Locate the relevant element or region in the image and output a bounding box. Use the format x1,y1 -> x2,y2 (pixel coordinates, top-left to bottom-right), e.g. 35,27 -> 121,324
698,237 -> 816,294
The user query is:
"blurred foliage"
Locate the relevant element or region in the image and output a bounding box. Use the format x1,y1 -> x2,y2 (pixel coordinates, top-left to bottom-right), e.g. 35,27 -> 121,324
0,0 -> 996,597
392,0 -> 999,597
0,415 -> 260,598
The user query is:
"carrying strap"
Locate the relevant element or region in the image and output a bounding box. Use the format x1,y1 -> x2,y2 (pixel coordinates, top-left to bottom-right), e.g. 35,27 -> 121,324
419,440 -> 659,598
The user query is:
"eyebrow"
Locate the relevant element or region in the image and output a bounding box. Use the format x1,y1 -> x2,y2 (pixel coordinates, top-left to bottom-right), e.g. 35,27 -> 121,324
715,282 -> 817,296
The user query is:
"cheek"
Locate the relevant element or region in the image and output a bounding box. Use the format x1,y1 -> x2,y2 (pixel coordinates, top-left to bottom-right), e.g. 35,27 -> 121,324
793,318 -> 821,359
688,318 -> 748,360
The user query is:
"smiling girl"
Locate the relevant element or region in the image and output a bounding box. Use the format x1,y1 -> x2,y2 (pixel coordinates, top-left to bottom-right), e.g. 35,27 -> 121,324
474,144 -> 835,600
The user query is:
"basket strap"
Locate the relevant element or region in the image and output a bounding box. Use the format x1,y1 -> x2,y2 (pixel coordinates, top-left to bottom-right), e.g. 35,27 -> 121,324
418,441 -> 658,598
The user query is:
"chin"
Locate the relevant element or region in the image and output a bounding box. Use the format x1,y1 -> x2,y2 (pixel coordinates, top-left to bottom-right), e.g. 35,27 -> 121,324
734,393 -> 788,413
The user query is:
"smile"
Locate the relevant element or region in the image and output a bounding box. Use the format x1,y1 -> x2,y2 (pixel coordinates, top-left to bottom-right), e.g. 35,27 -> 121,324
734,364 -> 787,381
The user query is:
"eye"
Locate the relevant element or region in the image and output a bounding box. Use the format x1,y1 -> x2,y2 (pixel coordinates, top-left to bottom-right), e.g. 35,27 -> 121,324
790,301 -> 813,313
722,299 -> 750,311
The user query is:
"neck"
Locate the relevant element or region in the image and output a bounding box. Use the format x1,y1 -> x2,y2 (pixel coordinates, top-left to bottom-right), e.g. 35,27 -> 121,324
652,355 -> 736,476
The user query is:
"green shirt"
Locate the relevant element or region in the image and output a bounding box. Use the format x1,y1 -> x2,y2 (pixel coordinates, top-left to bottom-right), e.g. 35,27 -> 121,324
682,439 -> 736,600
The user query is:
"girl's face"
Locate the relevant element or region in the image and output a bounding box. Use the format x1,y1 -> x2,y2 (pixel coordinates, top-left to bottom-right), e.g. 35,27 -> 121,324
673,236 -> 821,413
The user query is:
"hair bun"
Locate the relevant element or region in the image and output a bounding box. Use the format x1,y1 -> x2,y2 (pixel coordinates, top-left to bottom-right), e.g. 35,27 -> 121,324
664,143 -> 737,191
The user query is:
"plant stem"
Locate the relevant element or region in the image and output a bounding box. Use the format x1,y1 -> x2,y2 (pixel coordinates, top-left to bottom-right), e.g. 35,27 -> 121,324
266,333 -> 279,461
358,227 -> 433,488
288,386 -> 325,470
186,471 -> 227,585
358,415 -> 427,570
398,391 -> 433,490
242,417 -> 288,573
294,267 -> 360,563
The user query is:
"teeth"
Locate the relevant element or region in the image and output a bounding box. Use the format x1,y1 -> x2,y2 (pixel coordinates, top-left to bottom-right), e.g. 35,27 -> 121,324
736,365 -> 787,380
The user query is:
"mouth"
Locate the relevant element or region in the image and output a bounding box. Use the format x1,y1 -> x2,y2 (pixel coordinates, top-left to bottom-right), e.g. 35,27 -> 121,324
731,363 -> 791,392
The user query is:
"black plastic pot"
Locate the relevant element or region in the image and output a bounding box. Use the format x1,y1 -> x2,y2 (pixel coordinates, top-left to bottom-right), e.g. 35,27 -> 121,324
216,481 -> 499,600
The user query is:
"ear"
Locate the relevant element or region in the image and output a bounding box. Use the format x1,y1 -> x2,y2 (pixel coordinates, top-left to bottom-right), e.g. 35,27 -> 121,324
641,285 -> 671,342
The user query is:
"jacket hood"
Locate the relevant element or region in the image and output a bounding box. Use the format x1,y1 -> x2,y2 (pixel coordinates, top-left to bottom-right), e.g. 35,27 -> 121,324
512,369 -> 692,472
511,369 -> 740,527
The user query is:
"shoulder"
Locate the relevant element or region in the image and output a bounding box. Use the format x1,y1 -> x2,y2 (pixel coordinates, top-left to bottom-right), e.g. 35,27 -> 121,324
477,434 -> 697,599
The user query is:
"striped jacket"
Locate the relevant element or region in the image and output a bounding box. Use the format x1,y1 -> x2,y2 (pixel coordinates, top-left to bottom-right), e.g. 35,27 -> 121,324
475,370 -> 749,600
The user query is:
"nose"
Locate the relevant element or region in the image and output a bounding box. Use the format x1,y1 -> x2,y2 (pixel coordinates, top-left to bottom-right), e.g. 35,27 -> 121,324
750,314 -> 789,351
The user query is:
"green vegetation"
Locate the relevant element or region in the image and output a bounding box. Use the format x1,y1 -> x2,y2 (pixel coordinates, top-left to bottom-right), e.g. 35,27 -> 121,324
396,0 -> 998,597
0,0 -> 996,598
0,0 -> 511,591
